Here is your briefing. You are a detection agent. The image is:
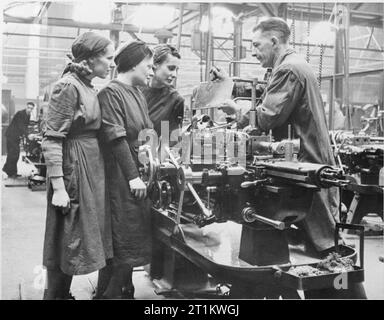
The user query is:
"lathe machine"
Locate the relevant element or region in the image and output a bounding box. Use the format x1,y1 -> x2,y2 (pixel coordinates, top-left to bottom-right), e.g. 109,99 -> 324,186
330,130 -> 383,228
139,120 -> 365,298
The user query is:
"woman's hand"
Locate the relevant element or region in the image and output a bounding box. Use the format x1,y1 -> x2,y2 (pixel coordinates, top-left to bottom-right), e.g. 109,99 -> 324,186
129,177 -> 147,200
218,99 -> 239,115
52,189 -> 71,208
50,177 -> 70,214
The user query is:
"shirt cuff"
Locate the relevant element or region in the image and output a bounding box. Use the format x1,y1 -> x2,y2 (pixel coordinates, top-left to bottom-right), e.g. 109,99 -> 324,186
46,164 -> 63,178
101,123 -> 127,143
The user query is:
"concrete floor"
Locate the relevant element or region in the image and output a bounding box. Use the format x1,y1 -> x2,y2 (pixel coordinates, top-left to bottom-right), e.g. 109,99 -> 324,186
1,156 -> 163,300
1,156 -> 384,299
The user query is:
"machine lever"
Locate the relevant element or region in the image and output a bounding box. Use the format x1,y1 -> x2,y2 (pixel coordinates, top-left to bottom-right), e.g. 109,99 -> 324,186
242,207 -> 285,230
241,179 -> 269,188
321,178 -> 350,188
251,214 -> 286,230
187,183 -> 213,218
164,146 -> 180,170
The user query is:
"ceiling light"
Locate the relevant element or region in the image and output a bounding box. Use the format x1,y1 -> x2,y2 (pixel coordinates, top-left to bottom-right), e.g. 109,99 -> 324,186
73,0 -> 112,24
308,21 -> 337,46
132,5 -> 176,29
199,6 -> 234,35
4,2 -> 42,18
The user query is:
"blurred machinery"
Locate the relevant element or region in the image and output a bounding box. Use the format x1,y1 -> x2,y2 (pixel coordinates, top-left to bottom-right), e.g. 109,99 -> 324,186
330,131 -> 383,230
142,78 -> 364,298
359,103 -> 384,137
22,110 -> 46,191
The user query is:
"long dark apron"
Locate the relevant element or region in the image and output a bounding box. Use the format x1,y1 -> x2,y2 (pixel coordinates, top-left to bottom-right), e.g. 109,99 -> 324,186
43,73 -> 112,275
99,80 -> 153,267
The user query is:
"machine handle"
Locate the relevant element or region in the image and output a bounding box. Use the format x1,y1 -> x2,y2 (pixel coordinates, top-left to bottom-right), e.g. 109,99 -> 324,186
335,223 -> 365,269
242,207 -> 285,230
252,214 -> 285,230
240,179 -> 268,188
187,182 -> 213,218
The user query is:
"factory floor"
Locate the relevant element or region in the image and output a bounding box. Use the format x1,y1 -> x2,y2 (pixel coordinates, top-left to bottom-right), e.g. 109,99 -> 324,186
1,156 -> 384,300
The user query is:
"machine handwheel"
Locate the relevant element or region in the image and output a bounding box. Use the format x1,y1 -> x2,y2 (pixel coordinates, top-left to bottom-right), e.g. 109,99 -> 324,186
139,145 -> 159,188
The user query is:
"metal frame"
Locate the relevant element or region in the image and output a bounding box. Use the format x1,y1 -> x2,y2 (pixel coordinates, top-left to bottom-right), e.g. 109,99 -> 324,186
3,2 -> 383,99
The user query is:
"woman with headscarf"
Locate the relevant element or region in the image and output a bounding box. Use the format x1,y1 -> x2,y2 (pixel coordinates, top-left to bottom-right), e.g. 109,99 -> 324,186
141,44 -> 184,139
41,32 -> 115,299
97,40 -> 154,299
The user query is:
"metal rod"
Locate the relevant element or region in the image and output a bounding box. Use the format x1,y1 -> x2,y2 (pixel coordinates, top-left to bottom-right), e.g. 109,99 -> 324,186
321,68 -> 384,80
176,3 -> 184,52
187,183 -> 212,217
3,32 -> 76,40
4,46 -> 68,52
344,3 -> 351,130
251,213 -> 286,230
330,16 -> 339,131
177,190 -> 184,224
4,33 -> 383,54
232,19 -> 243,77
191,104 -> 225,111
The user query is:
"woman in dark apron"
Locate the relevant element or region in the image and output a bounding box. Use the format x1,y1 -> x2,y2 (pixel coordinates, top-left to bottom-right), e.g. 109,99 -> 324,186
97,41 -> 154,299
141,44 -> 184,139
42,32 -> 114,299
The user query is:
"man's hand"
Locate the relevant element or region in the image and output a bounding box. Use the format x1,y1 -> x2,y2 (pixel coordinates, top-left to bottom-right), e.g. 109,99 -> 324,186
129,177 -> 147,200
242,125 -> 262,136
218,99 -> 239,115
209,65 -> 229,81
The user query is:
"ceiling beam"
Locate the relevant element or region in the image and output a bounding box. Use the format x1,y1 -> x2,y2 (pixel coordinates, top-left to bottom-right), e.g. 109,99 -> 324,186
286,8 -> 383,28
320,68 -> 383,80
3,15 -> 160,34
258,3 -> 276,17
33,2 -> 51,24
167,13 -> 200,31
3,32 -> 76,40
3,29 -> 382,54
353,4 -> 364,11
167,9 -> 194,28
289,3 -> 381,18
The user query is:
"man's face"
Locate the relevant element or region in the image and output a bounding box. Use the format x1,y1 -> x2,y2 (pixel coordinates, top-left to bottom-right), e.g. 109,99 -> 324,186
26,104 -> 34,115
251,30 -> 275,68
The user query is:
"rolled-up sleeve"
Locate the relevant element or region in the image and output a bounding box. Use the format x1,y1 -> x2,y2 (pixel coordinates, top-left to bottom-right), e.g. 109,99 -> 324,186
256,69 -> 303,131
41,81 -> 77,177
98,88 -> 127,143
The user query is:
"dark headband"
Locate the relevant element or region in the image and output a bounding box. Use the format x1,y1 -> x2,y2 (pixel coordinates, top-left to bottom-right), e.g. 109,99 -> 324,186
71,31 -> 111,62
114,40 -> 152,71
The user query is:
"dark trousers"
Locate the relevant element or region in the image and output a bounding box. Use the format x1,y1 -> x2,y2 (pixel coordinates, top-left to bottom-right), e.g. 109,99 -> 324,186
2,137 -> 20,176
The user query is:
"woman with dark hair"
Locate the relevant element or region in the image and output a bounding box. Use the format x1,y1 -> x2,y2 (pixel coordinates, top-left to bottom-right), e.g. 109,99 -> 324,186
141,44 -> 184,138
41,31 -> 115,299
97,40 -> 154,299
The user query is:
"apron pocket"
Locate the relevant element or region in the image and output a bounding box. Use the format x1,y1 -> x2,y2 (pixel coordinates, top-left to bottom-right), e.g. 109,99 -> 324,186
63,162 -> 79,203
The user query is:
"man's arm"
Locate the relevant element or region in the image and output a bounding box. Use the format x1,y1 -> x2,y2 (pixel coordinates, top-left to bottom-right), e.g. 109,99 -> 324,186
256,69 -> 303,131
215,67 -> 303,131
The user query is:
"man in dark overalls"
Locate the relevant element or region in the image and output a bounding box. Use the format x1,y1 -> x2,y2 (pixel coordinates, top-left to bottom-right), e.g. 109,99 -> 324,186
215,17 -> 366,299
2,102 -> 34,178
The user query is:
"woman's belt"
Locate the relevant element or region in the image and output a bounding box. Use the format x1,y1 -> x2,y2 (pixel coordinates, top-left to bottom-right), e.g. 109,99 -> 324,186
67,131 -> 98,140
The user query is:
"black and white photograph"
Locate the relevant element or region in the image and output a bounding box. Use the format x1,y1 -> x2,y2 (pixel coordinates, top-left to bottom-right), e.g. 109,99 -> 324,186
1,0 -> 383,303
